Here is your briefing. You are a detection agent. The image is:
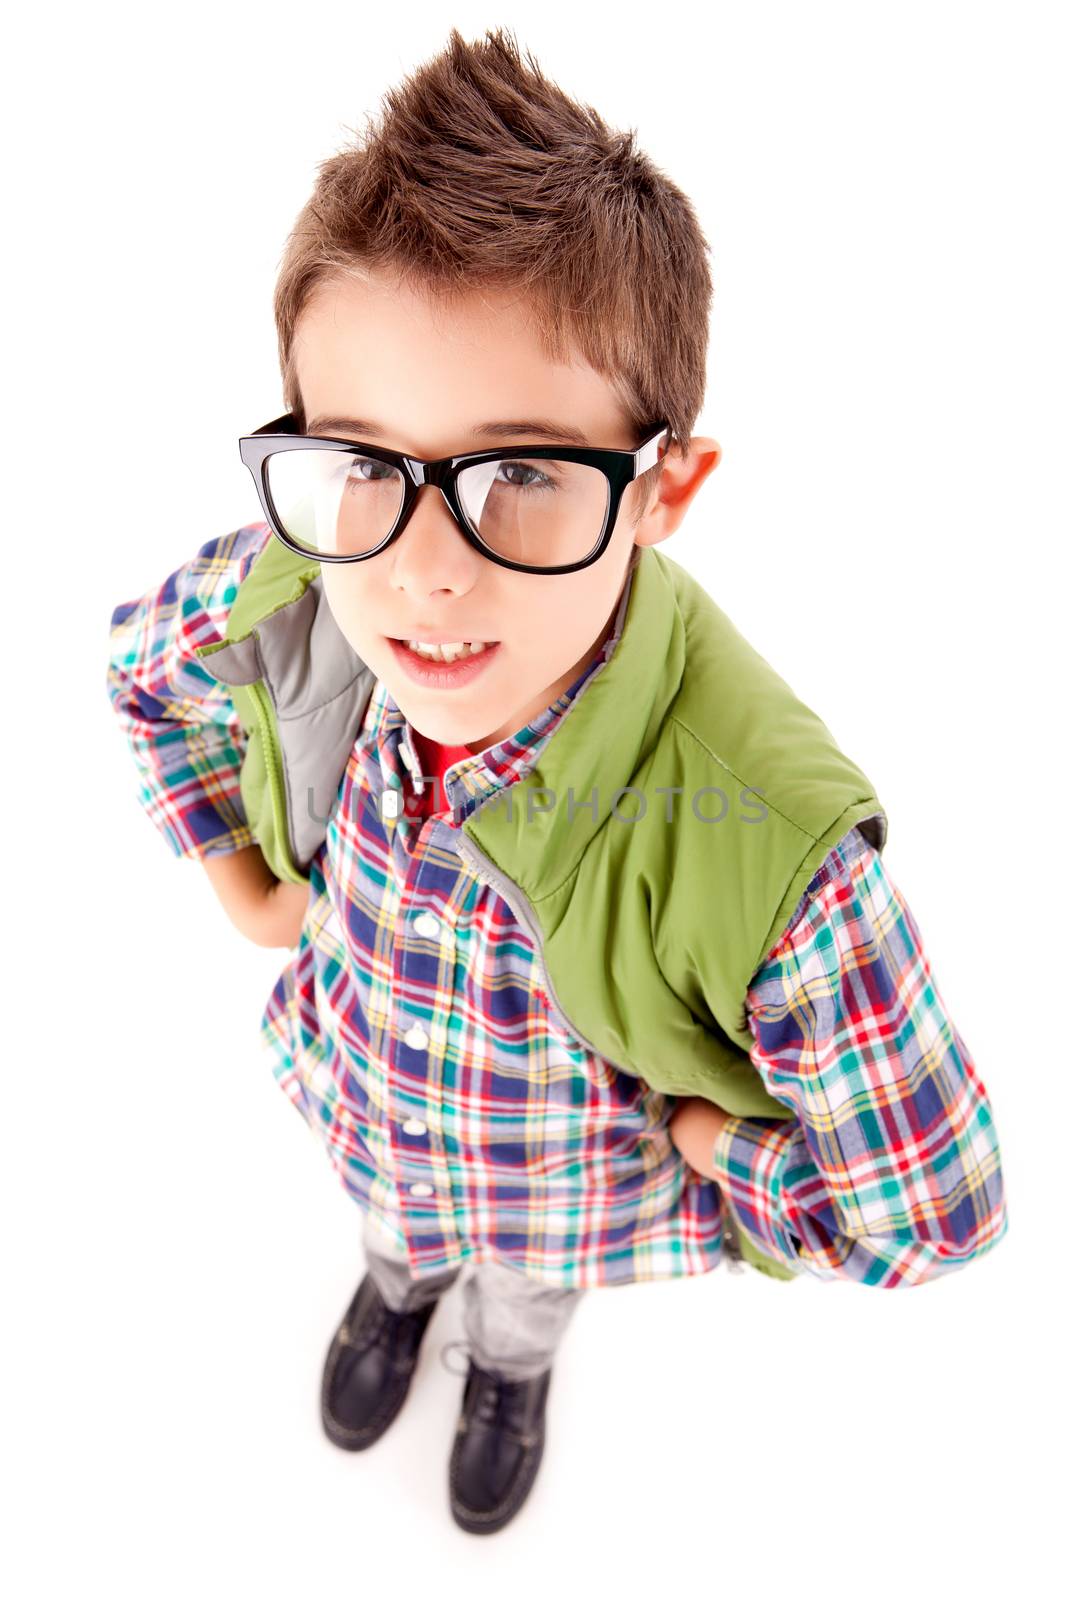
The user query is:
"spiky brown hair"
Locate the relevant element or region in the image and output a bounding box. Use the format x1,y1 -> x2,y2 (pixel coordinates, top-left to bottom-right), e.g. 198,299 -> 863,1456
273,26 -> 713,562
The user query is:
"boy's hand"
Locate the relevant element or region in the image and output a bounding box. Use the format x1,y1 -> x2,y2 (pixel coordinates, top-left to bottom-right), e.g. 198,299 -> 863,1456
258,878 -> 313,950
668,1095 -> 731,1181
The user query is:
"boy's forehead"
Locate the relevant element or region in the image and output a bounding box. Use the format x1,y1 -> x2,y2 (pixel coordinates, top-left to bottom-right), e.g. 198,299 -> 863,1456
293,273 -> 633,450
296,271 -> 568,376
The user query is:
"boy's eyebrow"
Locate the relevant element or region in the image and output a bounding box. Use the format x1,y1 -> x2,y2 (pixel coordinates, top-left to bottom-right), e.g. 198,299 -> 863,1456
304,414 -> 593,449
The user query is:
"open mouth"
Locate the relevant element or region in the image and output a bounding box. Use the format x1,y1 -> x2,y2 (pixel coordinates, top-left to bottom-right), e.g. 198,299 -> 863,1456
388,637 -> 499,663
387,636 -> 502,686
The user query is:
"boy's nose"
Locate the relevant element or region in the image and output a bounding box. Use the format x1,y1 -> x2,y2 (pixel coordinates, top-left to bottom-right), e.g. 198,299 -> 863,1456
389,483 -> 482,584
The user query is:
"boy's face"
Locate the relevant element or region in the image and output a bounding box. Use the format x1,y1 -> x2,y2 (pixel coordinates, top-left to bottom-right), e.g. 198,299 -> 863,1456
292,268 -> 720,754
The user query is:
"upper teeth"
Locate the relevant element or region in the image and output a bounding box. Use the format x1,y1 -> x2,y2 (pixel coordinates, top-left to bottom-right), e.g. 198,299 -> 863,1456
405,640 -> 490,662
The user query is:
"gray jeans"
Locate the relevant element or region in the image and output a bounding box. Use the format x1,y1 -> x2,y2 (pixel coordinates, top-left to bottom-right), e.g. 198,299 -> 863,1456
361,1208 -> 585,1382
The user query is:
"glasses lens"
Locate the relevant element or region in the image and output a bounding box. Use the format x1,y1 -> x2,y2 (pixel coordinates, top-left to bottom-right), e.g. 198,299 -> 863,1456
265,449 -> 405,557
457,457 -> 609,568
263,449 -> 611,568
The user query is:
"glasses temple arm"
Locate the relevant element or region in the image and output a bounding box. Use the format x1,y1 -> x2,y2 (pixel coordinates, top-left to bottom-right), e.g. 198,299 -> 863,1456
633,425 -> 671,476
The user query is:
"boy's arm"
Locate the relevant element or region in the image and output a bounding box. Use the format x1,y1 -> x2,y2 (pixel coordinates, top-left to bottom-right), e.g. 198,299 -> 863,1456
710,826 -> 1009,1287
104,524 -> 272,862
199,846 -> 310,949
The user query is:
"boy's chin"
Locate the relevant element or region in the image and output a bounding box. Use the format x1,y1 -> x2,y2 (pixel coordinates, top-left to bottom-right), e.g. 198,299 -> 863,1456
384,681 -> 495,744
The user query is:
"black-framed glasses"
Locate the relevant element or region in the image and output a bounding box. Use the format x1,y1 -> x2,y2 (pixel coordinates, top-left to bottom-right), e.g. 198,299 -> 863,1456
238,412 -> 672,575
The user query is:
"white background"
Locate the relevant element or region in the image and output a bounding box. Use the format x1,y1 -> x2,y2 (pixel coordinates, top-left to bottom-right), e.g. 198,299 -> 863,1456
4,2 -> 1062,1595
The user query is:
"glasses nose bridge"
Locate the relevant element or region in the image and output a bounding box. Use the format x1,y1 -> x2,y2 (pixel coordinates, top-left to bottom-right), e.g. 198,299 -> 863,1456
407,456 -> 462,490
401,461 -> 469,541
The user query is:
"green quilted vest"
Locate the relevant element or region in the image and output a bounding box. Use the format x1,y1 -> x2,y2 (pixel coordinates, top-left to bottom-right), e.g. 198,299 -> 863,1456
195,534 -> 888,1283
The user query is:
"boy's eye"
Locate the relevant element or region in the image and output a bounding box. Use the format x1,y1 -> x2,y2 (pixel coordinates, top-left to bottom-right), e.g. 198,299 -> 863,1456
495,460 -> 557,491
346,456 -> 400,484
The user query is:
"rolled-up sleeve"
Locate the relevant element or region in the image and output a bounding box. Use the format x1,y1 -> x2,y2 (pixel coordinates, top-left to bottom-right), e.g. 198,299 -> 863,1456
712,825 -> 1009,1287
105,523 -> 272,862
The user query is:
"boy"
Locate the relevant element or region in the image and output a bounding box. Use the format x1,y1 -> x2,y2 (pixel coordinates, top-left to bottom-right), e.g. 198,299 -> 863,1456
104,27 -> 1008,1537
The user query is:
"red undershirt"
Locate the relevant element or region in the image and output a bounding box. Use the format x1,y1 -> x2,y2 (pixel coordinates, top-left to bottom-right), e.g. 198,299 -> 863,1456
405,726 -> 475,821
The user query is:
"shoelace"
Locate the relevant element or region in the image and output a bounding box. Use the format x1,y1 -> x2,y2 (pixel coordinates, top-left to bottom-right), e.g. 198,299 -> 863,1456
439,1339 -> 543,1434
345,1294 -> 430,1357
343,1296 -> 387,1355
439,1337 -> 473,1378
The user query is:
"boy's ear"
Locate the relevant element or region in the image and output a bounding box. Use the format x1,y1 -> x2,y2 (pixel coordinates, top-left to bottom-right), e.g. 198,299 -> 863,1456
635,436 -> 722,548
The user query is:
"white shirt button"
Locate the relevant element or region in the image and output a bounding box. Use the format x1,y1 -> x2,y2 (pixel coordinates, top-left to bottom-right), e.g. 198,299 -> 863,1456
402,1117 -> 428,1136
413,911 -> 440,938
408,1181 -> 434,1198
403,1022 -> 430,1050
381,790 -> 400,820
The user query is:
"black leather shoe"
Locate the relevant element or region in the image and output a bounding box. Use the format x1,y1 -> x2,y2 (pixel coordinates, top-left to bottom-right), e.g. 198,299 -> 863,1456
320,1272 -> 442,1451
447,1348 -> 552,1535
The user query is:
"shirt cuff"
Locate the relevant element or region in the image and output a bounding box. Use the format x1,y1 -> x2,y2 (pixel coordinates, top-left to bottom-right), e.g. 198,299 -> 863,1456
711,1114 -> 804,1267
137,781 -> 254,863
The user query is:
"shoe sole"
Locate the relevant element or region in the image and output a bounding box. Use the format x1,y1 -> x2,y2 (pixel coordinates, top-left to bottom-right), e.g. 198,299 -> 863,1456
447,1427 -> 546,1534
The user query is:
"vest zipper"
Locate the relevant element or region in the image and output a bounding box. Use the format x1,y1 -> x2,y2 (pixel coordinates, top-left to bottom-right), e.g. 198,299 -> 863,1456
245,677 -> 290,871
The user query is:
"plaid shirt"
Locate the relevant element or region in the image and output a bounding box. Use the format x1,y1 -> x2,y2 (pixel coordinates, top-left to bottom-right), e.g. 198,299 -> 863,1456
106,524 -> 1009,1290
